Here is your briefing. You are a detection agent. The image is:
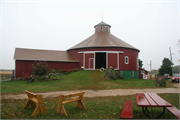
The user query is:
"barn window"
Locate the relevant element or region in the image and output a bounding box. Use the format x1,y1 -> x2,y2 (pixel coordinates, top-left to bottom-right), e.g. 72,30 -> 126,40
141,70 -> 144,74
105,26 -> 108,31
101,25 -> 103,31
125,56 -> 129,64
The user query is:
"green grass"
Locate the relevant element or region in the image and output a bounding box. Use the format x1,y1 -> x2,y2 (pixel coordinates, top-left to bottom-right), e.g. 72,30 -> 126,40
1,93 -> 179,119
1,70 -> 175,94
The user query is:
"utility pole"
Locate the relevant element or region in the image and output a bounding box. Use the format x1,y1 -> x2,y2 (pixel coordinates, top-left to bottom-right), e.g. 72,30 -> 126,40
150,60 -> 152,79
169,47 -> 173,75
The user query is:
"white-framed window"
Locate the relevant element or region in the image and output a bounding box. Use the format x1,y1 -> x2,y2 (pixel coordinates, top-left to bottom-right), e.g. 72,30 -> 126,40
141,70 -> 144,74
125,56 -> 129,64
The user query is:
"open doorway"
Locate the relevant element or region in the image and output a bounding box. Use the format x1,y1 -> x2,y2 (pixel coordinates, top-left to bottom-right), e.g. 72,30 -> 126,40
95,52 -> 106,69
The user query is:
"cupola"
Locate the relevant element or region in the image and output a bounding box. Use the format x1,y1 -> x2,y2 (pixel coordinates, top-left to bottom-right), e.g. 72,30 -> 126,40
94,21 -> 111,33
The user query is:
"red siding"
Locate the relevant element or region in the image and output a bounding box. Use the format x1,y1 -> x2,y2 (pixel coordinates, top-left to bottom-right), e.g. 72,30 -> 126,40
15,60 -> 79,78
85,53 -> 94,69
68,47 -> 139,71
139,68 -> 149,79
108,53 -> 117,69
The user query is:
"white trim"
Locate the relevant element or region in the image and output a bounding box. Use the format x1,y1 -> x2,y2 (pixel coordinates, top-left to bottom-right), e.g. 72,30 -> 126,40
84,69 -> 95,70
81,51 -> 124,70
93,53 -> 95,69
78,51 -> 124,54
106,52 -> 108,68
125,56 -> 129,64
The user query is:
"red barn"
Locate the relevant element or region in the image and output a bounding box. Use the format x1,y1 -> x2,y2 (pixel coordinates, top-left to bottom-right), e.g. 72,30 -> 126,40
14,21 -> 140,79
139,68 -> 149,79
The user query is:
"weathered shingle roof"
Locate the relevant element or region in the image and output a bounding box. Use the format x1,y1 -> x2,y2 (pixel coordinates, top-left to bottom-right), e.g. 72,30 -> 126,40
14,48 -> 79,62
94,21 -> 111,28
68,32 -> 139,51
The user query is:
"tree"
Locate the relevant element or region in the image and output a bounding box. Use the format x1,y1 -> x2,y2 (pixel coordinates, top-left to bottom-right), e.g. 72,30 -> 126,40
139,59 -> 143,68
158,58 -> 173,76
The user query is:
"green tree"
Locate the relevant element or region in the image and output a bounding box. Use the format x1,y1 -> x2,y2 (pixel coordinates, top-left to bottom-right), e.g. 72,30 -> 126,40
158,58 -> 173,76
139,59 -> 143,68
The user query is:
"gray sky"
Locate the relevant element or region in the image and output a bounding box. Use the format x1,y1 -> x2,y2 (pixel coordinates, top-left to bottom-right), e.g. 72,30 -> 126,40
0,0 -> 179,71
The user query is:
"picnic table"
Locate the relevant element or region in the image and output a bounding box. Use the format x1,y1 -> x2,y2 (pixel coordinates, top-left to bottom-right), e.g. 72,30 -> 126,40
136,93 -> 172,119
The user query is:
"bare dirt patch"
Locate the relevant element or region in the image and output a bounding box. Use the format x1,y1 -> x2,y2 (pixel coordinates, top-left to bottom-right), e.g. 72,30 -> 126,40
1,83 -> 179,100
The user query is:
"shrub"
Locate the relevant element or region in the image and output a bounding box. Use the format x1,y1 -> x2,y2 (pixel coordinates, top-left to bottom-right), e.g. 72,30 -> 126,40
32,62 -> 51,77
104,67 -> 117,80
116,71 -> 123,79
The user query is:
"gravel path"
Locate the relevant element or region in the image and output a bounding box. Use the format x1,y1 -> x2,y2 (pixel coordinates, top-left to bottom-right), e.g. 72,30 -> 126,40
1,84 -> 180,100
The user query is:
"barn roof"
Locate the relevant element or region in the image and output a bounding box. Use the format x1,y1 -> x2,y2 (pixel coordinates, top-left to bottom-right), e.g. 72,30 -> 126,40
68,21 -> 139,51
68,32 -> 139,51
94,21 -> 111,28
14,48 -> 79,62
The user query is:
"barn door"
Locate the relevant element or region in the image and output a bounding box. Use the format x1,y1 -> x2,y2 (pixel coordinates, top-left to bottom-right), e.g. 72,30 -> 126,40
107,53 -> 118,69
84,53 -> 94,70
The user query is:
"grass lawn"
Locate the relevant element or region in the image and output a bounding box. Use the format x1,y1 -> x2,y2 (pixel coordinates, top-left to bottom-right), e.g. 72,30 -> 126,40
1,70 -> 175,94
1,93 -> 179,119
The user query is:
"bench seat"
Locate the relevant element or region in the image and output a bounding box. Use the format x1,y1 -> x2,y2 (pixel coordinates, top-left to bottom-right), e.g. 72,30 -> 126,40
166,106 -> 180,119
120,101 -> 133,119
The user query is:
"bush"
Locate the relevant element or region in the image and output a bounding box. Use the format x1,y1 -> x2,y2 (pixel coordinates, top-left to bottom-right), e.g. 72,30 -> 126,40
32,62 -> 51,77
104,67 -> 117,80
116,71 -> 123,79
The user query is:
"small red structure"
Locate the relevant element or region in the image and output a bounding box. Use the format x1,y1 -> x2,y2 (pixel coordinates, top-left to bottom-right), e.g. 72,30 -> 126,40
139,68 -> 149,79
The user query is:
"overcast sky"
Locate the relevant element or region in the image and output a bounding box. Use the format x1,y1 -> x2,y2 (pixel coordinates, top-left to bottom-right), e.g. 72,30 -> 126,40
0,0 -> 179,71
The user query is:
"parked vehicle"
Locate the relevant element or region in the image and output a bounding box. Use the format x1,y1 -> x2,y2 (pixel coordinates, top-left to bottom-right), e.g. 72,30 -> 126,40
172,74 -> 180,83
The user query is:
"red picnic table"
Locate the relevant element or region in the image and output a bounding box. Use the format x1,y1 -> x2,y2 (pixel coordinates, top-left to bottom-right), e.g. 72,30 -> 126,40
136,93 -> 172,119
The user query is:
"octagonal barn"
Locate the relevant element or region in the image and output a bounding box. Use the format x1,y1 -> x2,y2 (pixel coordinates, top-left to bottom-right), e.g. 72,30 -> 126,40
14,21 -> 140,79
68,21 -> 140,78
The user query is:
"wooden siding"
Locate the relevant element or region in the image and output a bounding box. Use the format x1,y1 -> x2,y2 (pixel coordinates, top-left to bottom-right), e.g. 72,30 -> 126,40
15,60 -> 79,78
85,53 -> 94,69
68,47 -> 139,71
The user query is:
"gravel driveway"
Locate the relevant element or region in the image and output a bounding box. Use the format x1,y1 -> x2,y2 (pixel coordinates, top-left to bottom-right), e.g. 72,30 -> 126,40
1,83 -> 179,100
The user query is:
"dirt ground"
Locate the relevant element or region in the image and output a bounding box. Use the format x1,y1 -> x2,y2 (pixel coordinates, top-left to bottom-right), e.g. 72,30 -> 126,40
1,83 -> 180,100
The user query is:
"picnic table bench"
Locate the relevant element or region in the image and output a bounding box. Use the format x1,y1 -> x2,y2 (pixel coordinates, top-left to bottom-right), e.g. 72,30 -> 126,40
136,93 -> 180,119
120,101 -> 133,119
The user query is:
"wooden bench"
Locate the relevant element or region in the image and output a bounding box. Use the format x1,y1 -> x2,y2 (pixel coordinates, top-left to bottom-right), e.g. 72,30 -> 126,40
23,90 -> 47,116
166,105 -> 180,119
56,91 -> 86,116
120,101 -> 133,119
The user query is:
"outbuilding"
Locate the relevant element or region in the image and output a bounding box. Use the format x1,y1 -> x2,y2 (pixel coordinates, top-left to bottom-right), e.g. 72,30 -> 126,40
139,68 -> 149,79
14,21 -> 140,79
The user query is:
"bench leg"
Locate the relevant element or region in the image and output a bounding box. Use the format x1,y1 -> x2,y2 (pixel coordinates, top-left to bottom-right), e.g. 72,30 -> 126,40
37,95 -> 47,115
142,107 -> 151,119
24,100 -> 36,109
56,95 -> 67,116
61,105 -> 67,116
31,105 -> 40,117
156,107 -> 165,119
77,100 -> 86,110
